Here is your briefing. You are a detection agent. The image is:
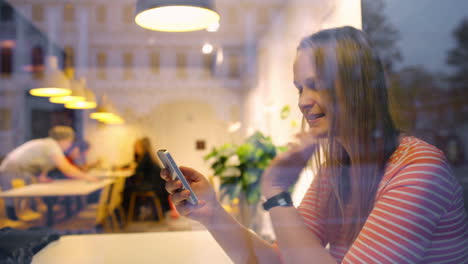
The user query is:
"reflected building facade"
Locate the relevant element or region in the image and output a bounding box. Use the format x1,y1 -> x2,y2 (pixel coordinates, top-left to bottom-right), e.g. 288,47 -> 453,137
1,0 -> 362,176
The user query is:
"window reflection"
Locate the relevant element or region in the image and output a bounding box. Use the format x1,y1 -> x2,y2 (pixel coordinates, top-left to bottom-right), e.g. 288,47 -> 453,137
0,44 -> 12,76
31,45 -> 44,79
0,1 -> 466,263
96,52 -> 107,80
32,4 -> 44,22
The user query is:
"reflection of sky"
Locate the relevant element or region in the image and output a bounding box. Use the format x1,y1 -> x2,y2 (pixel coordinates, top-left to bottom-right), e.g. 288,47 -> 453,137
384,0 -> 468,73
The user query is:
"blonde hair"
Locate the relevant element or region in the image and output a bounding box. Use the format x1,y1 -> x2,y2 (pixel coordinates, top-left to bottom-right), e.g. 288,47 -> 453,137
298,26 -> 399,244
48,126 -> 75,141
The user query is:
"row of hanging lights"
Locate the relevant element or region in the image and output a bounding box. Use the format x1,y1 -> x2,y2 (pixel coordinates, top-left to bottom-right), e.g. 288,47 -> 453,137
29,56 -> 124,125
89,96 -> 125,125
30,0 -> 221,125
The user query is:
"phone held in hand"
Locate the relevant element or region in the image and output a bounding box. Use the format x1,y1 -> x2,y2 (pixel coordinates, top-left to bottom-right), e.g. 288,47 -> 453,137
157,149 -> 199,205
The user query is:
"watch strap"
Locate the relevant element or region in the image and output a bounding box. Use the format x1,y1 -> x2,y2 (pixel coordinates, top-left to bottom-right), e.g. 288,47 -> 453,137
262,191 -> 293,211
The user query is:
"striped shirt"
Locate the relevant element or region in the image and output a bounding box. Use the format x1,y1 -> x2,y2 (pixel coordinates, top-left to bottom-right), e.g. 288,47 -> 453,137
298,137 -> 468,263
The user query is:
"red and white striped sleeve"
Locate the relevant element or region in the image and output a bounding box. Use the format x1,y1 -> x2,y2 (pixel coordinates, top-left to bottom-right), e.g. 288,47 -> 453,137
342,144 -> 459,263
297,176 -> 329,247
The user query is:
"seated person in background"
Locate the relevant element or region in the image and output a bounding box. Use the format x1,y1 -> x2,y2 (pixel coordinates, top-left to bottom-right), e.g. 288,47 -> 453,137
0,126 -> 98,218
123,137 -> 170,219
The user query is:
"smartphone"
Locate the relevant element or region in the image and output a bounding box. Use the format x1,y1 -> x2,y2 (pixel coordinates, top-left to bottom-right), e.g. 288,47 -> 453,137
157,149 -> 199,205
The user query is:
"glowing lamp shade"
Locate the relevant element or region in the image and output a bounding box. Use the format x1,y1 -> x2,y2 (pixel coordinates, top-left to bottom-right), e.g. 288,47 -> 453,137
65,87 -> 97,109
102,115 -> 125,125
49,79 -> 85,104
90,112 -> 116,120
30,88 -> 71,97
30,56 -> 71,97
65,101 -> 97,109
135,0 -> 220,32
49,95 -> 83,104
90,95 -> 119,120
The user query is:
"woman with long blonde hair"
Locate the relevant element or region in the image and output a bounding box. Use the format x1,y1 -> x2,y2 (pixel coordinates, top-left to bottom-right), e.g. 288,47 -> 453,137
162,27 -> 467,263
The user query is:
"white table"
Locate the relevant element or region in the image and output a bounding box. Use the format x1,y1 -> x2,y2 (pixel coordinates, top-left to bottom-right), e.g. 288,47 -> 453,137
88,169 -> 134,179
0,179 -> 113,198
0,179 -> 113,226
32,230 -> 233,264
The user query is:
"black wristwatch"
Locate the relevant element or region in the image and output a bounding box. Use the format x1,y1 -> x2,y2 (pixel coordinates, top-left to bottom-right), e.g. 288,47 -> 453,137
262,191 -> 293,211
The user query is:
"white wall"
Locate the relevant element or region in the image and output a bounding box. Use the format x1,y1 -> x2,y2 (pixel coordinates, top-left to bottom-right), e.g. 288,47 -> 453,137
244,0 -> 362,209
83,85 -> 243,176
244,0 -> 362,146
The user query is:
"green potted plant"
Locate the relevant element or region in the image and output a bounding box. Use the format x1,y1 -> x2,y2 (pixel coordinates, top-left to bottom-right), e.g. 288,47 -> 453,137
204,131 -> 285,206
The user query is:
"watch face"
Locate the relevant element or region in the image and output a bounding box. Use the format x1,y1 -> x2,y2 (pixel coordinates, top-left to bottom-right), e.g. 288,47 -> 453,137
278,198 -> 288,206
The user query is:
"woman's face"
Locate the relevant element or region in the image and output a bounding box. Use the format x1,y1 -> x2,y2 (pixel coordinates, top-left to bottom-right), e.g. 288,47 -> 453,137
293,49 -> 331,138
134,141 -> 144,156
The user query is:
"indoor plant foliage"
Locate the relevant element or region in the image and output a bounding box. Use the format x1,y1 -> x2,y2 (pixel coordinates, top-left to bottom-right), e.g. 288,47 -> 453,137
204,132 -> 284,205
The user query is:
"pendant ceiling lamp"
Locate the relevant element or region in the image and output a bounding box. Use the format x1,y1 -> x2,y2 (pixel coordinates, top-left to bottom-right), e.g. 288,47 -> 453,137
90,96 -> 118,121
102,115 -> 125,125
30,56 -> 71,97
49,78 -> 85,104
135,0 -> 220,32
65,84 -> 97,109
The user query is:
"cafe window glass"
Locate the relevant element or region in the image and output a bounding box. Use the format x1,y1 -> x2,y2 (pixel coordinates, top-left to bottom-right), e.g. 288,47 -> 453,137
122,5 -> 133,24
32,4 -> 44,22
97,52 -> 107,80
31,45 -> 44,79
63,3 -> 75,22
0,46 -> 13,77
203,53 -> 215,78
150,52 -> 160,74
0,108 -> 11,131
257,7 -> 271,25
123,52 -> 133,80
227,6 -> 237,25
228,54 -> 241,79
176,52 -> 187,79
0,3 -> 13,22
64,45 -> 74,77
96,5 -> 107,24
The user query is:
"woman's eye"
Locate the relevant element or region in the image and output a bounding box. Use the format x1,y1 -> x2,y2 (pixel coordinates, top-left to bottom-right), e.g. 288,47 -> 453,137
305,79 -> 316,90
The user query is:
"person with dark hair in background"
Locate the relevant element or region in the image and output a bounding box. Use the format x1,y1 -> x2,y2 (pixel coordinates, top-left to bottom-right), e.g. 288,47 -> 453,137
123,137 -> 170,220
162,26 -> 468,263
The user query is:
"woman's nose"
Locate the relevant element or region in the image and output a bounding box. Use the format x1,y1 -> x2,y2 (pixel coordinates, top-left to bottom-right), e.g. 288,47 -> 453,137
298,93 -> 316,111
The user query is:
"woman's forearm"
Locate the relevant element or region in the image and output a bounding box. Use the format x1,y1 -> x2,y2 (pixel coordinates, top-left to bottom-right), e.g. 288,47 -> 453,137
269,207 -> 336,264
203,204 -> 281,264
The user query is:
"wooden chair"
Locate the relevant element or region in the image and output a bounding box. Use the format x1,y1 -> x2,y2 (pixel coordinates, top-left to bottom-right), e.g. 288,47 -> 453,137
107,178 -> 126,231
10,179 -> 43,224
127,189 -> 164,225
0,187 -> 29,229
55,185 -> 112,233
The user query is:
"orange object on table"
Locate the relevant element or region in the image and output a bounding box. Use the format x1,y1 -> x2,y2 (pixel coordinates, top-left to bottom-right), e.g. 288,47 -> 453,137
168,196 -> 180,219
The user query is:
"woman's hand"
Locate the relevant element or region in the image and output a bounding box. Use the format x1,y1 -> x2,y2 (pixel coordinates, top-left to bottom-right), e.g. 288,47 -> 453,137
261,131 -> 319,198
162,166 -> 222,226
